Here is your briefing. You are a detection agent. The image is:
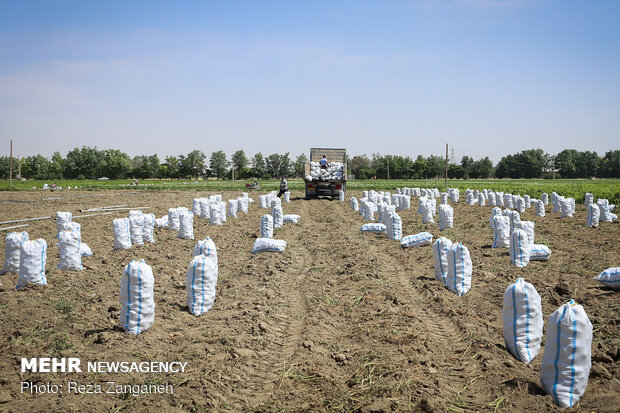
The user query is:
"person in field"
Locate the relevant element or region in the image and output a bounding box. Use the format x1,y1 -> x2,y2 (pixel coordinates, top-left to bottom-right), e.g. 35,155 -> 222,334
320,155 -> 329,170
277,176 -> 288,198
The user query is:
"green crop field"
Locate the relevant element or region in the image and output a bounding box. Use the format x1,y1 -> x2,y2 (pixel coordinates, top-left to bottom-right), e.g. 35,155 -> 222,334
1,178 -> 619,204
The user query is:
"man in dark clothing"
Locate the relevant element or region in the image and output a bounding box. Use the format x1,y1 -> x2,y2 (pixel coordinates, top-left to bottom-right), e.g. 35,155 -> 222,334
277,176 -> 288,198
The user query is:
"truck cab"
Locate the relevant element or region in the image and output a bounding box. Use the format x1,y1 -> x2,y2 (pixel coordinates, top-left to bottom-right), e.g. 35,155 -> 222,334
304,148 -> 347,199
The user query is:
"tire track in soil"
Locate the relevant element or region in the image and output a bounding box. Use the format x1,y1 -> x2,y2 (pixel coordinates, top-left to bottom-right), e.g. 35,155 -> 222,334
362,227 -> 484,407
232,200 -> 312,406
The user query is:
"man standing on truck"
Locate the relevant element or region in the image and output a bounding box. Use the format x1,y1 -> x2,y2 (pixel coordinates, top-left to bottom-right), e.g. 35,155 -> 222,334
320,155 -> 329,170
277,176 -> 288,198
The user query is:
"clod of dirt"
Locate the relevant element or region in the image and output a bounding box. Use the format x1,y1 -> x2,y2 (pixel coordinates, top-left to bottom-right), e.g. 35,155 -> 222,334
107,305 -> 118,312
361,399 -> 391,413
302,340 -> 313,350
258,322 -> 268,333
0,390 -> 12,403
233,348 -> 254,358
504,359 -> 516,368
590,364 -> 612,380
94,333 -> 107,344
553,281 -> 571,296
427,367 -> 438,374
332,353 -> 347,363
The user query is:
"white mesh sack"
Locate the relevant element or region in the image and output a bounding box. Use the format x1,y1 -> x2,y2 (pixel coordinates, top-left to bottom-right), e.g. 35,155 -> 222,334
534,199 -> 545,217
440,192 -> 448,205
260,214 -> 274,238
400,232 -> 433,248
142,213 -> 155,243
228,199 -> 238,219
386,212 -> 402,240
193,237 -> 218,271
192,198 -> 201,216
502,278 -> 543,364
584,193 -> 593,207
61,222 -> 81,234
524,194 -> 531,209
478,193 -> 486,207
540,300 -> 592,408
251,238 -> 287,253
516,196 -> 525,213
489,207 -> 502,229
119,260 -> 155,335
509,229 -> 530,268
496,191 -> 504,207
421,202 -> 435,224
283,214 -> 300,223
113,218 -> 132,250
432,237 -> 453,284
79,243 -> 93,256
438,204 -> 454,231
517,221 -> 535,247
1,231 -> 29,275
541,192 -> 549,205
586,204 -> 600,228
155,215 -> 169,228
178,211 -> 194,240
446,242 -> 472,296
488,192 -> 496,207
350,197 -> 359,212
529,244 -> 552,261
168,208 -> 181,230
219,201 -> 227,223
594,267 -> 620,290
58,230 -> 82,271
209,203 -> 223,226
272,205 -> 284,228
259,195 -> 267,209
56,211 -> 72,234
186,254 -> 218,316
509,210 -> 521,234
16,239 -> 47,289
360,223 -> 386,233
596,199 -> 611,222
339,191 -> 345,202
504,194 -> 513,209
129,213 -> 145,246
492,215 -> 510,248
560,197 -> 574,218
199,199 -> 211,219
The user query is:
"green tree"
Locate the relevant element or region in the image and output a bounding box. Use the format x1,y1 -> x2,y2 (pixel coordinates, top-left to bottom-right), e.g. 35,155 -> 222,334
20,154 -> 50,179
350,155 -> 371,179
209,150 -> 229,179
251,152 -> 267,178
231,150 -> 248,179
49,152 -> 64,179
460,156 -> 474,179
165,156 -> 180,179
448,163 -> 465,179
555,149 -> 580,178
575,151 -> 600,178
294,153 -> 308,178
425,155 -> 445,179
599,150 -> 620,178
180,150 -> 207,178
472,157 -> 493,179
100,149 -> 131,179
0,156 -> 9,179
64,146 -> 103,179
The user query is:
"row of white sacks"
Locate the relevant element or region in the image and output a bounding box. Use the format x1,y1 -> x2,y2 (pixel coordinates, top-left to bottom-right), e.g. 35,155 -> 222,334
121,238 -> 219,335
252,196 -> 298,253
305,161 -> 345,181
464,189 -> 618,224
502,279 -> 593,408
352,190 -> 454,232
0,225 -> 93,288
259,191 -> 290,208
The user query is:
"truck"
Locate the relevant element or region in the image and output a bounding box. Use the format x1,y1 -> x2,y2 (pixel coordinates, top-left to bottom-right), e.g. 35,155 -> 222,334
304,148 -> 347,199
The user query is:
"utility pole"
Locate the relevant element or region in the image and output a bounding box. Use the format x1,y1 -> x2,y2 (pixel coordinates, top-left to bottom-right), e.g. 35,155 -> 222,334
9,140 -> 13,189
445,143 -> 448,189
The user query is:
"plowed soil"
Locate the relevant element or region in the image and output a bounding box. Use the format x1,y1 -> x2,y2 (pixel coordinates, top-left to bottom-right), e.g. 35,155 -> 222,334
0,190 -> 618,412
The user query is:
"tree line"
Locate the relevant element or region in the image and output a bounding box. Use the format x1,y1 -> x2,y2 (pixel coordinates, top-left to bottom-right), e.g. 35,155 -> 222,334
0,147 -> 618,180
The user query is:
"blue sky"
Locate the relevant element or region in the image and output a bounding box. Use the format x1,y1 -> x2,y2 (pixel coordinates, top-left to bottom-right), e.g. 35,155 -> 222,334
0,0 -> 618,163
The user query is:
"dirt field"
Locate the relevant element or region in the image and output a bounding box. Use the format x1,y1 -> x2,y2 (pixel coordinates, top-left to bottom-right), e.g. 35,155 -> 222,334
0,189 -> 618,412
